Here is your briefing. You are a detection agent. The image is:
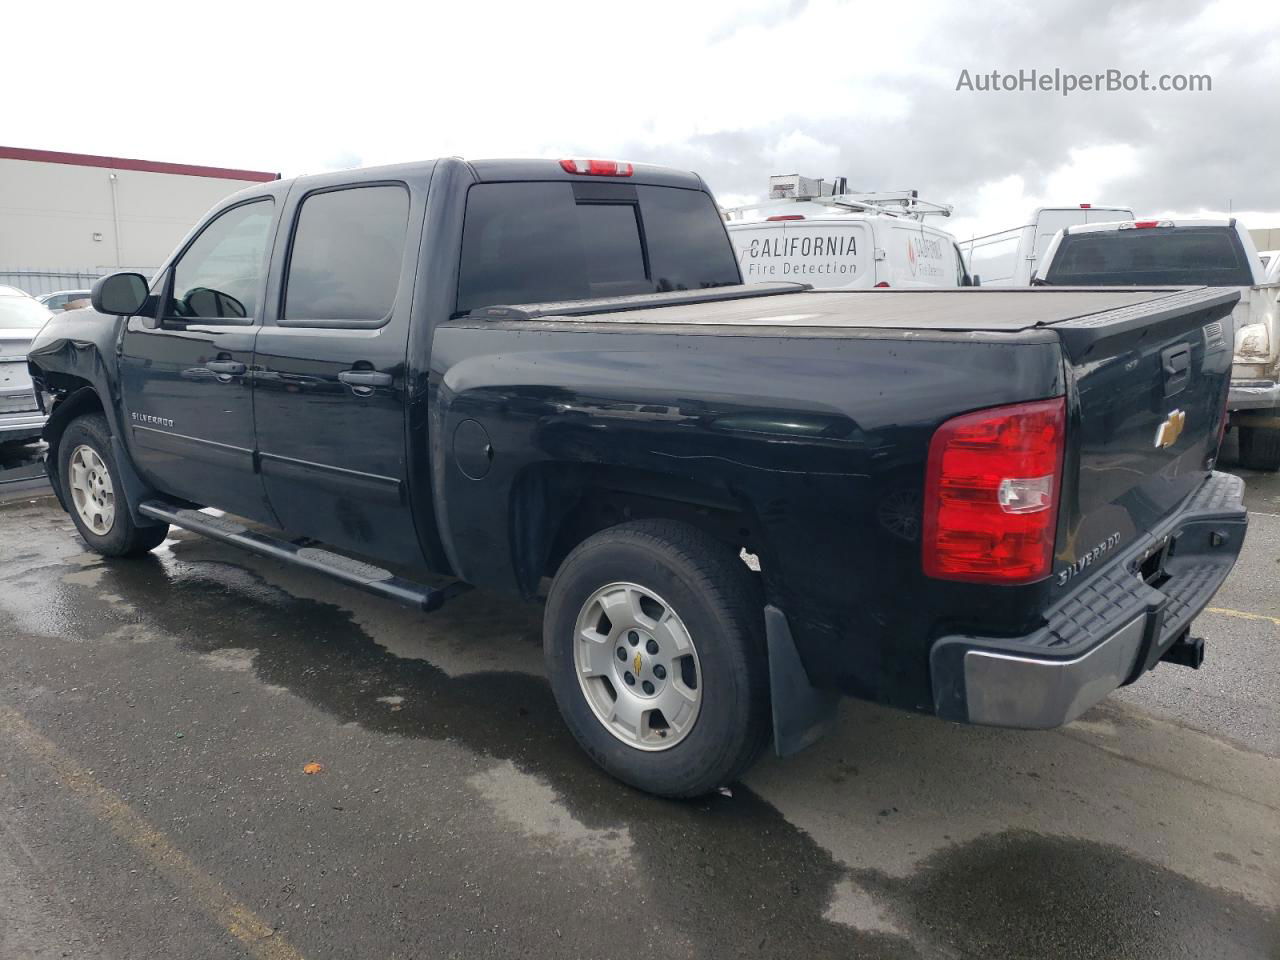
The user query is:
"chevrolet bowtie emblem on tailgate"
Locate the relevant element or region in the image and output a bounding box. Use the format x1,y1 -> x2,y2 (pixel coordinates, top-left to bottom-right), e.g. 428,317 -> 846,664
1154,409 -> 1186,449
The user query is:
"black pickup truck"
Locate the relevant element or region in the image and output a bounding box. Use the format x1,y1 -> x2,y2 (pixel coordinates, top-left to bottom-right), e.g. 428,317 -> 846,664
28,157 -> 1248,797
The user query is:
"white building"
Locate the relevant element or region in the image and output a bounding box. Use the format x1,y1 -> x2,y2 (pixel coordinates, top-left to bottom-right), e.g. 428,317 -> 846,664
0,145 -> 277,294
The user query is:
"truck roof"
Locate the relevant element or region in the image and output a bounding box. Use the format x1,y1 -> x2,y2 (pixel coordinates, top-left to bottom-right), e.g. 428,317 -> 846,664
466,158 -> 707,190
1066,217 -> 1234,234
485,285 -> 1237,335
282,157 -> 708,193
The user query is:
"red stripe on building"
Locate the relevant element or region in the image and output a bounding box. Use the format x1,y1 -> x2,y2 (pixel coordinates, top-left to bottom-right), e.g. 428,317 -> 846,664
0,145 -> 279,182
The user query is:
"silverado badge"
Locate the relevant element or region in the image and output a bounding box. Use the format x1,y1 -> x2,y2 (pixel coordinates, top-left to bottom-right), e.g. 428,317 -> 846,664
1154,409 -> 1186,449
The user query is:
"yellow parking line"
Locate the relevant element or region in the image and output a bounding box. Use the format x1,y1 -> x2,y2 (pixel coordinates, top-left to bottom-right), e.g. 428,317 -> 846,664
0,705 -> 307,960
1205,607 -> 1280,627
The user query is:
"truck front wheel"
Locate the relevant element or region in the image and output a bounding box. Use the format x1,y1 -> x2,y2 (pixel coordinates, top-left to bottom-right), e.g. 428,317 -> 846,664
58,413 -> 170,557
1238,425 -> 1280,471
543,520 -> 770,798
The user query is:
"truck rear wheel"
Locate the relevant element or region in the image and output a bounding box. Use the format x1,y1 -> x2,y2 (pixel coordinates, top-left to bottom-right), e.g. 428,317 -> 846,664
59,413 -> 170,557
543,520 -> 770,798
1238,425 -> 1280,471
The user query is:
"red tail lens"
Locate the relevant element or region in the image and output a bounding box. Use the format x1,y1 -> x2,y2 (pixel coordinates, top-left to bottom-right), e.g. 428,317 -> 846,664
1079,203 -> 1092,208
923,397 -> 1066,584
559,157 -> 634,177
766,214 -> 806,221
874,281 -> 891,288
1133,220 -> 1160,228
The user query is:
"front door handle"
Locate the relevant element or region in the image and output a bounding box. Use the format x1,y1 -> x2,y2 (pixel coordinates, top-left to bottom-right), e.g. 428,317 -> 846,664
206,360 -> 246,376
338,370 -> 393,388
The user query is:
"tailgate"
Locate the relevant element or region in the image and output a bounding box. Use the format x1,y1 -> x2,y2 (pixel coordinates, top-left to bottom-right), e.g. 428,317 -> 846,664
1048,287 -> 1238,598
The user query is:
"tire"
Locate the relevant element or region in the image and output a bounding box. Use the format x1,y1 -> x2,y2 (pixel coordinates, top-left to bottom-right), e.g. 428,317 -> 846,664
543,520 -> 770,798
1238,425 -> 1280,471
58,413 -> 169,557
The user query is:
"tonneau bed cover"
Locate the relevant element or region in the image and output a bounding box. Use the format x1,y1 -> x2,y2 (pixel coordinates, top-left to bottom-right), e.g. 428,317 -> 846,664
478,285 -> 1238,340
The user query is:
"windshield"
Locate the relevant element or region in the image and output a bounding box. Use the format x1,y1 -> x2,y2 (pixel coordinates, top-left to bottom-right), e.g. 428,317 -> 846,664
0,295 -> 54,330
1042,226 -> 1255,286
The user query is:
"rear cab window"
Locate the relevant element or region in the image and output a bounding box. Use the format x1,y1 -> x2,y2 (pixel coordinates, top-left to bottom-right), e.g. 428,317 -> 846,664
1043,226 -> 1256,286
455,181 -> 740,314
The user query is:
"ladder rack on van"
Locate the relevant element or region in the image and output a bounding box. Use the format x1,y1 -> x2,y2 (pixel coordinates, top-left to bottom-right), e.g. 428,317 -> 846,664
724,191 -> 954,223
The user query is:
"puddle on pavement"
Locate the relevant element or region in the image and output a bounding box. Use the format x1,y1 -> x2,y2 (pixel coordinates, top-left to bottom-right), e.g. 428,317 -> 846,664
854,830 -> 1278,959
4,508 -> 1278,959
16,536 -> 894,958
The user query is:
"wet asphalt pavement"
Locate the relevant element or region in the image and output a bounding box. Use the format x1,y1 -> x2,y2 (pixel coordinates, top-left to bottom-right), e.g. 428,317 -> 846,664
0,437 -> 1277,959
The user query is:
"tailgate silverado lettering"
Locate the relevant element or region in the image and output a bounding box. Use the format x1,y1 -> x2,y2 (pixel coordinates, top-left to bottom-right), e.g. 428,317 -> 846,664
1056,532 -> 1122,587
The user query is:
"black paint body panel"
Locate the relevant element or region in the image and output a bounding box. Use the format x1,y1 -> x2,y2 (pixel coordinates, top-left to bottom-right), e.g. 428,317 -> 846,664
429,321 -> 1066,711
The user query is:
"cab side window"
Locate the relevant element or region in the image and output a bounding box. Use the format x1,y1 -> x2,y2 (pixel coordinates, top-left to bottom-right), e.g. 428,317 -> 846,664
167,199 -> 275,322
282,184 -> 410,326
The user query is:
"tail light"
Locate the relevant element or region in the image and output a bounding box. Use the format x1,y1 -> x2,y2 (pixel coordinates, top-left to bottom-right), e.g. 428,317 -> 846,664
874,281 -> 891,288
559,157 -> 634,177
1121,220 -> 1174,230
767,214 -> 805,221
923,397 -> 1066,584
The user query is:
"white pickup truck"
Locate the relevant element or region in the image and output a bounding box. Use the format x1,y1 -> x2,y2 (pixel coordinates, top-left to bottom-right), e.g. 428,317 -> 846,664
1036,218 -> 1280,469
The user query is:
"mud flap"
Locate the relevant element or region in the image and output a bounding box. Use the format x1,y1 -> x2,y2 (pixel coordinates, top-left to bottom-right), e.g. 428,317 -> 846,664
109,435 -> 165,527
765,604 -> 840,756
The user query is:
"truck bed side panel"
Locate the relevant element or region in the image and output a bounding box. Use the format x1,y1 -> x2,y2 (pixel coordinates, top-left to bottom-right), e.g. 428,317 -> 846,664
429,323 -> 1064,712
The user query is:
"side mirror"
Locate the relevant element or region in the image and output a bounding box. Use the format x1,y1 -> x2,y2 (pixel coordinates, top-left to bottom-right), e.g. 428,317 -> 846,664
971,274 -> 981,287
91,272 -> 149,316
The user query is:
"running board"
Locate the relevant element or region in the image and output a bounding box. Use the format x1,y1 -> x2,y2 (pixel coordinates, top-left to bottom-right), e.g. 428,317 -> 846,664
138,500 -> 469,612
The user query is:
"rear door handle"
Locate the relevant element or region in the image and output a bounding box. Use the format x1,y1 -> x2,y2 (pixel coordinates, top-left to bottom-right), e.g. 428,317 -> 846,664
206,360 -> 246,376
338,370 -> 393,388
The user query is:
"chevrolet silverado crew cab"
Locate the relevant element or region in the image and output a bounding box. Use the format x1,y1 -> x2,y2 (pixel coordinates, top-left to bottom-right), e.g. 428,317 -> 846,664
28,157 -> 1248,798
1036,218 -> 1280,470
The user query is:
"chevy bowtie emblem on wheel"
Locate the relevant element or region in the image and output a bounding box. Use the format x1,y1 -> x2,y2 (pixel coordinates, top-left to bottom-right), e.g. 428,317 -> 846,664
1154,409 -> 1186,449
633,652 -> 643,676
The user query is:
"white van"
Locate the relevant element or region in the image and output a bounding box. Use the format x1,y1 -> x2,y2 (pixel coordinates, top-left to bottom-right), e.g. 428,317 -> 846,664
724,182 -> 970,290
960,205 -> 1134,286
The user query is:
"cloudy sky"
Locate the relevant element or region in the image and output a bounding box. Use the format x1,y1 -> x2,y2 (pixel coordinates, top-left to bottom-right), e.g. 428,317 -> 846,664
5,0 -> 1278,238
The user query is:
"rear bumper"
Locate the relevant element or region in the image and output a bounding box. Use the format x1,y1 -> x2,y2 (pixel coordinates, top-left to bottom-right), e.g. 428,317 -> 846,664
930,471 -> 1248,728
1228,379 -> 1280,412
